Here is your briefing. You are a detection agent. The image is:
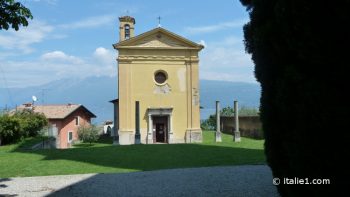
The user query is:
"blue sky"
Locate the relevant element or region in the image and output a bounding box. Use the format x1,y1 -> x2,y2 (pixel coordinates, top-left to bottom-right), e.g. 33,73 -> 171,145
0,0 -> 255,88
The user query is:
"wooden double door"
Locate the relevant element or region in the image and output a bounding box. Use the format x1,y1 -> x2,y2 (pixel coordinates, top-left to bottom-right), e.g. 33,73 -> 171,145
152,116 -> 168,143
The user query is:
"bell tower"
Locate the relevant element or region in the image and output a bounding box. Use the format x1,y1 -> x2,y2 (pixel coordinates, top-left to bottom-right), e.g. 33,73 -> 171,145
119,16 -> 135,42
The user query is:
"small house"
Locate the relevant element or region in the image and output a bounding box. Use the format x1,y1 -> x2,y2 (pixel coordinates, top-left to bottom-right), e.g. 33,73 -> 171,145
16,103 -> 96,148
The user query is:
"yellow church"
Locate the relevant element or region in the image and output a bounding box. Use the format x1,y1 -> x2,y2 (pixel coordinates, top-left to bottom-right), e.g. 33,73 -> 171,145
111,16 -> 204,145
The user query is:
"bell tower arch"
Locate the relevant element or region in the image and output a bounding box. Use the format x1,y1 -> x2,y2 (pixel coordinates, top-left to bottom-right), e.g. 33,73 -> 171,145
119,16 -> 135,41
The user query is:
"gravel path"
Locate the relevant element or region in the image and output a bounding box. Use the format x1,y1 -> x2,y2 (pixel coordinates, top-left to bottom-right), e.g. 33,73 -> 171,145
0,165 -> 279,197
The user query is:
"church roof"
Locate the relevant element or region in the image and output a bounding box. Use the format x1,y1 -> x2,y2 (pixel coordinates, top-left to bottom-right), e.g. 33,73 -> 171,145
113,27 -> 204,50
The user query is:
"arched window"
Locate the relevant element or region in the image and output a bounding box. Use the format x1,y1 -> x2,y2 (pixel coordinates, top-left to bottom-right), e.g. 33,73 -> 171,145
125,24 -> 130,39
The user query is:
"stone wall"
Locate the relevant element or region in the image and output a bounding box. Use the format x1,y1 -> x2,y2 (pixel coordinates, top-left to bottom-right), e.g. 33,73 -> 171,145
220,115 -> 263,139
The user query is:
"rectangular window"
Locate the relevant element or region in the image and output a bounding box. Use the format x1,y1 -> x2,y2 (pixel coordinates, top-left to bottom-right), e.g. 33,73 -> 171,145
75,116 -> 79,126
68,131 -> 73,142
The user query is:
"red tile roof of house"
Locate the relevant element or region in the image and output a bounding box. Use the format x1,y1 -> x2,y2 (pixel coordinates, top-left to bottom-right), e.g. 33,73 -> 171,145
14,103 -> 96,119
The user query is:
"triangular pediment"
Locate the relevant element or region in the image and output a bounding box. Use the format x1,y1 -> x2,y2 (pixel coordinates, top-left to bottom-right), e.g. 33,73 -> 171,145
130,33 -> 188,48
114,28 -> 203,50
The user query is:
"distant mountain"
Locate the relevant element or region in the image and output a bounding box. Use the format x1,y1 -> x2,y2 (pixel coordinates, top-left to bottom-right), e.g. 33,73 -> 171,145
1,77 -> 260,123
200,80 -> 260,118
0,76 -> 117,124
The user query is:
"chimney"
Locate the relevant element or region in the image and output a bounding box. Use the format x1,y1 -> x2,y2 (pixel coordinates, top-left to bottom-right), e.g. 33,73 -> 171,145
23,103 -> 32,108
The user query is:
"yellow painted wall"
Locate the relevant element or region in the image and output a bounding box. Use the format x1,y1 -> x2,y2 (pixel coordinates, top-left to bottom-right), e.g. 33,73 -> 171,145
115,27 -> 203,144
131,62 -> 188,141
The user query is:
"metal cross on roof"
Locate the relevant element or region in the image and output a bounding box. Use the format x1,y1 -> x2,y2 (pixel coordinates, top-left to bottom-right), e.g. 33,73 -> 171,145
157,16 -> 161,27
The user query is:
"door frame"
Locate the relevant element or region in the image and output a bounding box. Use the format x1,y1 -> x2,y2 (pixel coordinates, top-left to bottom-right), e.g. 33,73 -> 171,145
147,108 -> 173,144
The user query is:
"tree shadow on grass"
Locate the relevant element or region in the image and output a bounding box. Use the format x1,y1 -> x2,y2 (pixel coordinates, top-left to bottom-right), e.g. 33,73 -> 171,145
10,143 -> 265,177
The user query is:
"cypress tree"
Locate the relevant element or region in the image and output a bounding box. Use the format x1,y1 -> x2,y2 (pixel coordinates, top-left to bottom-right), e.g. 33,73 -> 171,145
240,0 -> 349,196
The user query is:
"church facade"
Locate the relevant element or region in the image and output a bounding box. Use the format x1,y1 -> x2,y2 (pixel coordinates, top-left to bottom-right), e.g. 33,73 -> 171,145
112,16 -> 204,145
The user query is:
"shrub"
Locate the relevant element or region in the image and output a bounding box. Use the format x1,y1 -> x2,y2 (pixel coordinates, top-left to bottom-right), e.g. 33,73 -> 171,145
200,114 -> 216,130
0,115 -> 21,145
78,125 -> 99,144
0,110 -> 48,145
13,109 -> 48,137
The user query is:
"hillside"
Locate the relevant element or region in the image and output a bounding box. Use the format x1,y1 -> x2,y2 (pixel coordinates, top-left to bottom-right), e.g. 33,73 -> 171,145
1,77 -> 260,123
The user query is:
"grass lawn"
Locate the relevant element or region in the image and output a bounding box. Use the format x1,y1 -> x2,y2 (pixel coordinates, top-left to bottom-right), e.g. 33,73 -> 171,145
0,131 -> 265,178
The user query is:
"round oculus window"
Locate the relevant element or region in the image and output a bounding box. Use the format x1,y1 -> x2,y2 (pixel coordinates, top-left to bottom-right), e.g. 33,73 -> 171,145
154,71 -> 167,84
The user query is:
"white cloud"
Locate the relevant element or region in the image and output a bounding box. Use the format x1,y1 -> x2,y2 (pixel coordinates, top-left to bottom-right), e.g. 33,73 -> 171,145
0,48 -> 116,88
200,71 -> 256,83
1,37 -> 255,87
198,40 -> 207,47
93,47 -> 115,63
0,20 -> 53,53
0,52 -> 16,60
93,47 -> 116,72
27,0 -> 57,5
59,15 -> 115,29
41,51 -> 83,64
0,14 -> 114,55
199,36 -> 256,83
185,18 -> 248,35
50,34 -> 68,39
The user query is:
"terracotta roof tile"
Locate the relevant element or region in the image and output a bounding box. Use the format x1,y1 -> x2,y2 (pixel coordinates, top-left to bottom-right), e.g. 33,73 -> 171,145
15,104 -> 83,119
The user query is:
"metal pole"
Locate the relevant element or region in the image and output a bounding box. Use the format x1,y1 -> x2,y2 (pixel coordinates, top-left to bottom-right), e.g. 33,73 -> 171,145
113,100 -> 119,145
135,101 -> 141,144
234,100 -> 241,142
215,101 -> 222,142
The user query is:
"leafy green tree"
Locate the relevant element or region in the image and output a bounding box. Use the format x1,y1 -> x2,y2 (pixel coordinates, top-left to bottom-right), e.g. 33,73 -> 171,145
0,110 -> 47,145
221,106 -> 234,116
240,0 -> 348,196
201,114 -> 216,130
78,125 -> 99,144
13,109 -> 48,137
0,0 -> 33,31
0,114 -> 21,145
